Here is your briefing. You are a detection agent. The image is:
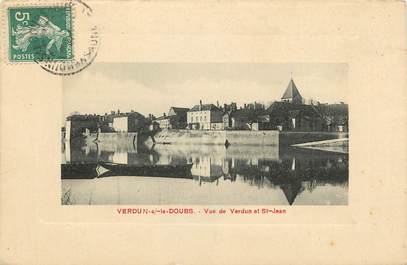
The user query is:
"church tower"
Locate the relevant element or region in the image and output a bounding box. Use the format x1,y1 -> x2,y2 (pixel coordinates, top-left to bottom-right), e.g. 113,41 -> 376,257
281,78 -> 303,104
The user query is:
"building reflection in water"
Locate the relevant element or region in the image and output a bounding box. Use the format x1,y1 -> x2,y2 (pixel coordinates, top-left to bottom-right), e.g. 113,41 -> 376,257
62,141 -> 348,205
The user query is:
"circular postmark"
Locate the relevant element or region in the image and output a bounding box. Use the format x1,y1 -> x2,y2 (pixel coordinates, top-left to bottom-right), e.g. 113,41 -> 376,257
33,0 -> 100,75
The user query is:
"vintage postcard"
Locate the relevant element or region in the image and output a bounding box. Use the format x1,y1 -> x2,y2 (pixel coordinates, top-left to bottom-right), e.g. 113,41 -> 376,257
61,63 -> 349,206
0,0 -> 406,264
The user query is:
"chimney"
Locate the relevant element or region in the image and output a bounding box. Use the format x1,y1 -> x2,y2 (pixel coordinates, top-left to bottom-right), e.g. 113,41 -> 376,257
224,104 -> 227,111
217,101 -> 219,107
163,113 -> 166,117
254,101 -> 257,109
199,100 -> 202,111
244,103 -> 247,109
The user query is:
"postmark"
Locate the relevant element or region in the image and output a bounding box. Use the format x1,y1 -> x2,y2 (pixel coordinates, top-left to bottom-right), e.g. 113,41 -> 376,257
4,0 -> 100,75
8,6 -> 73,62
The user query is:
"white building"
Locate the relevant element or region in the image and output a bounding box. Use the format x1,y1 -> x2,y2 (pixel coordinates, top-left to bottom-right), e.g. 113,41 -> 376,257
112,112 -> 146,132
113,116 -> 128,132
187,101 -> 223,130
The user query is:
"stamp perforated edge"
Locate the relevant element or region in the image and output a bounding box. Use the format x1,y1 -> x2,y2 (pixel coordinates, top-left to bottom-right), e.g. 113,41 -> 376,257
0,0 -> 77,65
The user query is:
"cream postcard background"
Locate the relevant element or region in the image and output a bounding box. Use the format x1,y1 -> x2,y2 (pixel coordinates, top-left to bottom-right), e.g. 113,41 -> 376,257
1,0 -> 406,264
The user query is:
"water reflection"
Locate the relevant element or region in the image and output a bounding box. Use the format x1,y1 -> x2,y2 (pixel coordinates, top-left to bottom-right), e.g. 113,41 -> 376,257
61,142 -> 348,205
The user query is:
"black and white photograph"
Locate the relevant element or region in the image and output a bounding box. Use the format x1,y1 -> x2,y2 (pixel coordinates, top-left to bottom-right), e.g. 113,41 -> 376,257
3,0 -> 407,264
61,63 -> 349,205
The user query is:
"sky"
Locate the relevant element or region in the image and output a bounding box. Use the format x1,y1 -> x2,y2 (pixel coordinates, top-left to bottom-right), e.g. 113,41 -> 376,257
63,63 -> 348,121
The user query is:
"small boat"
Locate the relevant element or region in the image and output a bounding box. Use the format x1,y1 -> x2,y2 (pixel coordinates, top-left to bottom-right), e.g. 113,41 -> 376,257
62,162 -> 193,179
99,162 -> 193,178
61,163 -> 99,179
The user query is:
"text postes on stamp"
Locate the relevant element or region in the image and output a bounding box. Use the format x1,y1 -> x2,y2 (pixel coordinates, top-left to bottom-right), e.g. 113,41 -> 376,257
4,0 -> 100,75
8,6 -> 73,62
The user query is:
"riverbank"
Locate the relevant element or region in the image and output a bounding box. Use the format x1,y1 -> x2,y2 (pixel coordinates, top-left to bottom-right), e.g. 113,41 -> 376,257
147,130 -> 279,146
79,132 -> 138,146
65,130 -> 348,148
147,129 -> 347,147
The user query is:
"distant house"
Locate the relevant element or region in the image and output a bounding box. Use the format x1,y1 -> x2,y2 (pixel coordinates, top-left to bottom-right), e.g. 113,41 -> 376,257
113,112 -> 146,132
102,114 -> 114,127
222,102 -> 270,131
149,121 -> 160,132
153,115 -> 168,129
316,103 -> 349,132
266,101 -> 324,131
251,114 -> 273,131
65,114 -> 101,140
168,107 -> 189,117
281,78 -> 303,104
167,107 -> 189,129
223,109 -> 257,130
246,77 -> 326,131
187,100 -> 223,130
99,113 -> 117,132
154,107 -> 189,130
145,114 -> 159,131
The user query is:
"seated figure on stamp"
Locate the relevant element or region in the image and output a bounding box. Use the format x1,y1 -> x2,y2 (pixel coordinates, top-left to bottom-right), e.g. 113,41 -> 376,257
12,15 -> 69,55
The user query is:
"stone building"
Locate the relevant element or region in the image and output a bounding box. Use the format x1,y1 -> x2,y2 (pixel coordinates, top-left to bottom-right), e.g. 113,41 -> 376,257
113,112 -> 146,132
187,100 -> 223,130
154,114 -> 171,130
266,101 -> 324,131
316,103 -> 349,132
223,109 -> 256,130
65,115 -> 100,140
154,107 -> 189,130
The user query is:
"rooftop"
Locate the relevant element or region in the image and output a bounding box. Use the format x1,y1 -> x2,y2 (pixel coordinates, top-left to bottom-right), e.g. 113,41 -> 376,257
281,78 -> 303,101
169,107 -> 189,115
189,104 -> 222,112
113,112 -> 145,119
266,101 -> 321,117
154,115 -> 171,121
67,114 -> 101,122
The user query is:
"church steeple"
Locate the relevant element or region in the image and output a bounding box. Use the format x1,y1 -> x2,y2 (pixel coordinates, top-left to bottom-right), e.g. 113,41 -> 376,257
281,78 -> 303,104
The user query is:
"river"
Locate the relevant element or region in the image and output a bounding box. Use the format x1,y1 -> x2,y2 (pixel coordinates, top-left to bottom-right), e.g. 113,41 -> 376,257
61,141 -> 348,205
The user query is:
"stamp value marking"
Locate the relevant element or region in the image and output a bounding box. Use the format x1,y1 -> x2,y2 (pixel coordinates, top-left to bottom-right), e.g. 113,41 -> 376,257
8,5 -> 73,62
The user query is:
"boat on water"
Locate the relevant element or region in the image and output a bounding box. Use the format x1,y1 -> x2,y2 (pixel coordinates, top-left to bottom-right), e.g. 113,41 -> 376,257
61,162 -> 193,179
61,163 -> 99,179
98,162 -> 193,178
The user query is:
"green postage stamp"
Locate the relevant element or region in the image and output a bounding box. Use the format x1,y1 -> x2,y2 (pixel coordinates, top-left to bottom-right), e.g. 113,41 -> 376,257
5,0 -> 99,75
8,6 -> 73,62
